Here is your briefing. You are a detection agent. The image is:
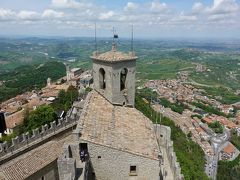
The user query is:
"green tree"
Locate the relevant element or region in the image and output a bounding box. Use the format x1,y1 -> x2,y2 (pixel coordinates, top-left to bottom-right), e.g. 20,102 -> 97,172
217,155 -> 240,180
23,105 -> 57,132
230,129 -> 240,150
208,121 -> 223,134
58,89 -> 66,104
52,86 -> 79,111
67,85 -> 79,102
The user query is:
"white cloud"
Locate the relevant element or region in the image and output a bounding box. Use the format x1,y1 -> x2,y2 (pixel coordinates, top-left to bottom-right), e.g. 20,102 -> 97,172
99,11 -> 115,20
42,9 -> 64,18
192,0 -> 239,15
207,0 -> 239,14
51,0 -> 93,10
172,12 -> 197,23
178,15 -> 197,22
191,0 -> 239,25
0,0 -> 239,37
51,0 -> 75,8
0,8 -> 16,21
150,1 -> 168,13
124,2 -> 138,11
18,11 -> 39,20
192,2 -> 205,14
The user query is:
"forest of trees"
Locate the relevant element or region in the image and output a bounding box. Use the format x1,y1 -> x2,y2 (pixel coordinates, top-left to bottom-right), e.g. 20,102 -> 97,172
217,155 -> 240,180
0,61 -> 66,102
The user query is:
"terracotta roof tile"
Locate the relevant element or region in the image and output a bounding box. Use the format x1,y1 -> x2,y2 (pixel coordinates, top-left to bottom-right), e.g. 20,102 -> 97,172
91,50 -> 137,62
79,91 -> 159,159
0,136 -> 71,180
223,143 -> 235,154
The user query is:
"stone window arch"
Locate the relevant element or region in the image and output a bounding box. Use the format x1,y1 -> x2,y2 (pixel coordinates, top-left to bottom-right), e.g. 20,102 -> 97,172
120,68 -> 128,91
99,68 -> 106,89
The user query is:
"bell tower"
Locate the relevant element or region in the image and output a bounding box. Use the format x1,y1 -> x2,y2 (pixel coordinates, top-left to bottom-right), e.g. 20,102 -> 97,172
91,36 -> 137,107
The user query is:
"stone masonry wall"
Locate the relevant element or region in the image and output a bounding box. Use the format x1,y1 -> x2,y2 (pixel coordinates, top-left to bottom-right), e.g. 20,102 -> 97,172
81,140 -> 160,180
92,60 -> 136,107
154,124 -> 184,180
93,60 -> 113,104
112,60 -> 136,107
27,160 -> 59,180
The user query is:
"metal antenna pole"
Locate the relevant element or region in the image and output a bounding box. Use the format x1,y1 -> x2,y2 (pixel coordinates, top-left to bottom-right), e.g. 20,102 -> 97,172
112,27 -> 115,44
156,93 -> 158,126
94,23 -> 97,54
131,24 -> 134,55
150,92 -> 153,120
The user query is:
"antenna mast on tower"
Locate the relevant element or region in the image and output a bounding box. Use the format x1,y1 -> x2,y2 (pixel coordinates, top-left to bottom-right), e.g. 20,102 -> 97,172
94,23 -> 98,55
131,24 -> 134,55
112,27 -> 118,51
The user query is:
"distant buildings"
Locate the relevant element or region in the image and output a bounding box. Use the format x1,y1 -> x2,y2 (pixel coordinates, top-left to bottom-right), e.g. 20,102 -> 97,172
66,67 -> 83,82
66,66 -> 93,88
0,92 -> 51,133
219,142 -> 240,161
0,65 -> 94,134
218,104 -> 234,115
233,102 -> 240,110
194,63 -> 207,73
79,70 -> 93,88
203,115 -> 238,129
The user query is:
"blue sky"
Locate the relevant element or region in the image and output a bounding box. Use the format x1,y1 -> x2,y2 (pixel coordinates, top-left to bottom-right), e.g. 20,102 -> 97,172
0,0 -> 239,38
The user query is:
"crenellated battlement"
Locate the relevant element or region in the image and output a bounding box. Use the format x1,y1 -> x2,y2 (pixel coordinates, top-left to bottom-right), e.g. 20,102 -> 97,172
0,113 -> 78,164
154,124 -> 184,180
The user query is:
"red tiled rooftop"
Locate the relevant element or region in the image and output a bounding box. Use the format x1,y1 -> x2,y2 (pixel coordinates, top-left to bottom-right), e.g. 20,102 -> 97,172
223,143 -> 235,154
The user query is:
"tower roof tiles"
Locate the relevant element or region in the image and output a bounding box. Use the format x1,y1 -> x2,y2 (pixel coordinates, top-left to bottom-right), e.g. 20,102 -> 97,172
77,91 -> 159,160
91,45 -> 137,62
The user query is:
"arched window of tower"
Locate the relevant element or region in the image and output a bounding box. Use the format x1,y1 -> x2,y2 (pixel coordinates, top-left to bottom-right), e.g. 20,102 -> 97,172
99,68 -> 106,89
120,68 -> 128,91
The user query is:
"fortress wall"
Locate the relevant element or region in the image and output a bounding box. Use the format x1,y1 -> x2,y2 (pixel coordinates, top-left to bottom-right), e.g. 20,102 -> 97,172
81,140 -> 160,180
57,144 -> 76,180
0,116 -> 78,164
154,124 -> 184,180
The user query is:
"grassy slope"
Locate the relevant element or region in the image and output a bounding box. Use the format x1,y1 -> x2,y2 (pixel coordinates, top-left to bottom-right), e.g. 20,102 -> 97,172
137,59 -> 194,80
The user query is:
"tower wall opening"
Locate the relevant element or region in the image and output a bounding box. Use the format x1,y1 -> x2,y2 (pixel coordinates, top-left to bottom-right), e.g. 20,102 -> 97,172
99,68 -> 106,90
120,68 -> 128,91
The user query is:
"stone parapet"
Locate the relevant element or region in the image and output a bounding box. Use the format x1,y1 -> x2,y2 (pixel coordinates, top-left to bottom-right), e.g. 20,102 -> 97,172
154,124 -> 184,180
0,116 -> 77,164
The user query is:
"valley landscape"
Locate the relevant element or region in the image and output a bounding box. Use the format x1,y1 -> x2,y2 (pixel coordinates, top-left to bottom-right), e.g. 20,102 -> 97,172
1,37 -> 240,104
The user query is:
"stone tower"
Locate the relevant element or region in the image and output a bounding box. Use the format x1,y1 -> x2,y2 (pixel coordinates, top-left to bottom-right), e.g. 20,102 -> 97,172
66,65 -> 71,82
47,77 -> 51,86
91,43 -> 137,107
